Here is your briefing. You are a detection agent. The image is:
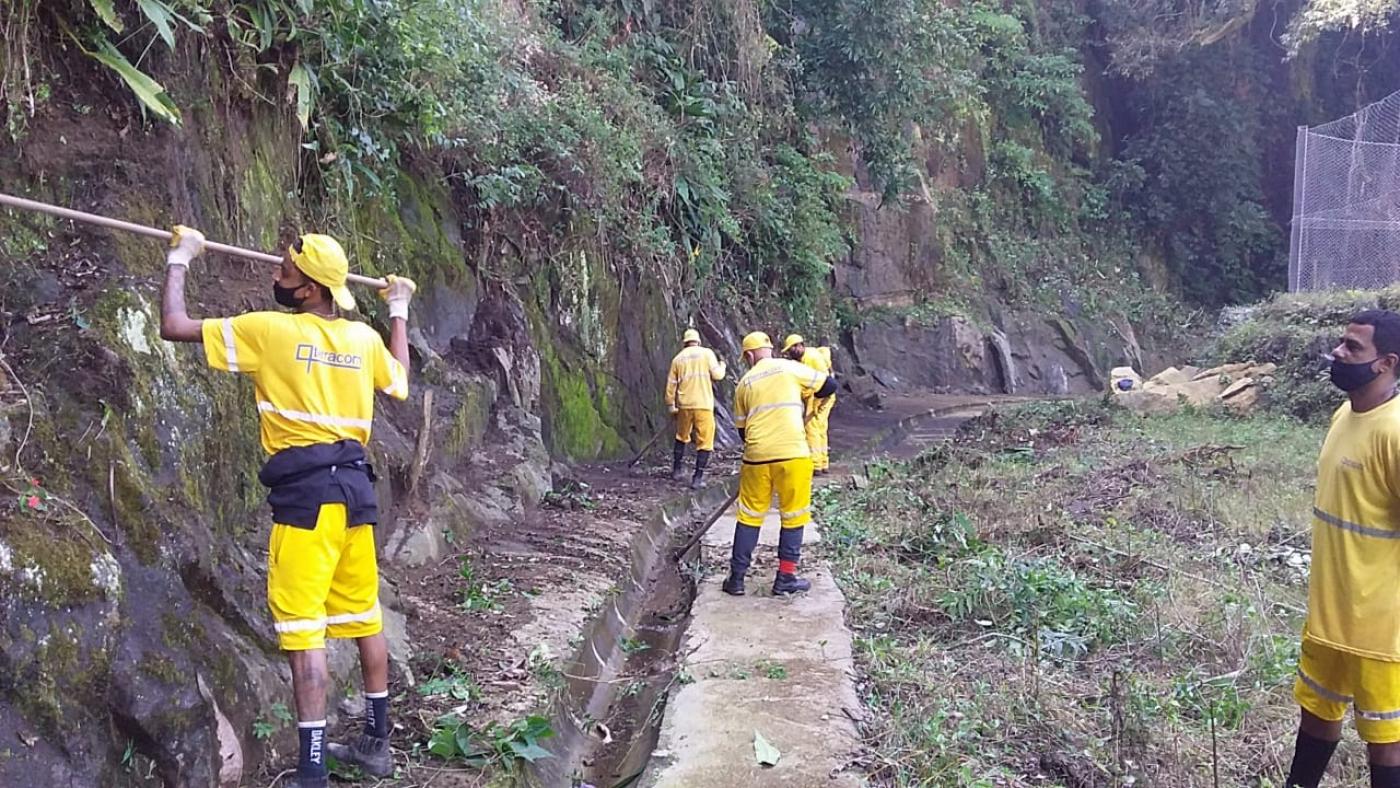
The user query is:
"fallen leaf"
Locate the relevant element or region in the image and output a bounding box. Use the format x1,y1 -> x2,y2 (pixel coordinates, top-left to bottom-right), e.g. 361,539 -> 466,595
754,730 -> 780,767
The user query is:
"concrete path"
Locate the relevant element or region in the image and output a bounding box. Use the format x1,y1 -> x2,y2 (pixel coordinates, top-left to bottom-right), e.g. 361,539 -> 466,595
643,504 -> 864,787
643,397 -> 1009,787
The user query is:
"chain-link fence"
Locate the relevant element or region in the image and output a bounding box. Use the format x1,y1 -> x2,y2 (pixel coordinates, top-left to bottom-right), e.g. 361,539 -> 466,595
1290,90 -> 1400,291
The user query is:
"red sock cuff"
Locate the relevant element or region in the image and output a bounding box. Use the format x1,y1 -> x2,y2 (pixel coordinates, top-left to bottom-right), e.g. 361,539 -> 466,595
779,560 -> 798,574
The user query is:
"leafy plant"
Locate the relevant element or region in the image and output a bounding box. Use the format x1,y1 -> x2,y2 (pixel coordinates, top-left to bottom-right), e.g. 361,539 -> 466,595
427,714 -> 554,767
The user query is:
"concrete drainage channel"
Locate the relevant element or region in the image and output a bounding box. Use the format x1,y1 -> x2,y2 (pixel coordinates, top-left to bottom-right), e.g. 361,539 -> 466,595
532,401 -> 1009,787
531,482 -> 738,788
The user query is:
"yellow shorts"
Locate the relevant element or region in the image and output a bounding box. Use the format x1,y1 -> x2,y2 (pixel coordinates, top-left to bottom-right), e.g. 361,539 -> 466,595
676,408 -> 716,452
1295,638 -> 1400,743
737,457 -> 813,529
267,503 -> 382,651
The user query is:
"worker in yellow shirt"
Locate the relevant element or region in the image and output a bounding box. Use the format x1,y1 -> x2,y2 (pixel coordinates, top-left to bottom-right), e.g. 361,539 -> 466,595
1285,310 -> 1400,788
159,227 -> 414,788
724,331 -> 836,596
782,334 -> 836,473
665,328 -> 727,489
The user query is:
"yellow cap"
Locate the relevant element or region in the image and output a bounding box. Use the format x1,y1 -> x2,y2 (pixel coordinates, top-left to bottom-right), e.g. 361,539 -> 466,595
289,234 -> 356,311
782,334 -> 805,353
741,331 -> 773,353
682,328 -> 701,344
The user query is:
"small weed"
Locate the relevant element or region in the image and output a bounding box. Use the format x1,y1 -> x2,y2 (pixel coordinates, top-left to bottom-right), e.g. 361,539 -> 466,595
619,636 -> 651,655
252,702 -> 294,740
757,660 -> 789,680
418,669 -> 480,702
458,558 -> 512,612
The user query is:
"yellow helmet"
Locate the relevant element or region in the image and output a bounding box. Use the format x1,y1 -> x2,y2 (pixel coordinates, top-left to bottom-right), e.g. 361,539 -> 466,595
782,334 -> 805,353
289,233 -> 356,311
741,331 -> 773,353
682,328 -> 701,344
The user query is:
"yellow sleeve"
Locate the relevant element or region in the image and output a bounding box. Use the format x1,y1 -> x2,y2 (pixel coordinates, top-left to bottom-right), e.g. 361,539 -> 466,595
733,381 -> 750,428
201,313 -> 272,374
793,359 -> 826,396
708,349 -> 726,381
665,357 -> 680,408
371,331 -> 409,400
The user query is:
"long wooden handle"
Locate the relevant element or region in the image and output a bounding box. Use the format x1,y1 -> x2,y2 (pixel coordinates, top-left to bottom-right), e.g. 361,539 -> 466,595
0,192 -> 388,289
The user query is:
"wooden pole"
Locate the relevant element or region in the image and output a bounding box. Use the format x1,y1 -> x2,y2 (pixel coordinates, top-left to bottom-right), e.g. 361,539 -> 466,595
0,192 -> 388,289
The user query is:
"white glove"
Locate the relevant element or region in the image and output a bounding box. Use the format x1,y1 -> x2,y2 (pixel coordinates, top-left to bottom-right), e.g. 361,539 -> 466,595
379,274 -> 417,320
167,225 -> 205,268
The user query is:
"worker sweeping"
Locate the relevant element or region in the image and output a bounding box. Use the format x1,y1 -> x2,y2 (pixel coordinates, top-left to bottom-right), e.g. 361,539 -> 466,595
665,328 -> 727,489
724,331 -> 836,596
782,334 -> 836,474
159,226 -> 414,788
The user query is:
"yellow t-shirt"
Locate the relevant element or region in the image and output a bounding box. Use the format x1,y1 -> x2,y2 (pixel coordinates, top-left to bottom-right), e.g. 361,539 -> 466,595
733,357 -> 827,463
1306,396 -> 1400,660
202,312 -> 409,455
800,346 -> 833,375
665,346 -> 726,411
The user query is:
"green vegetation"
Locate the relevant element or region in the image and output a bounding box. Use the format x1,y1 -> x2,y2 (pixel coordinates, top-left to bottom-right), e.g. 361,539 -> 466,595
1208,288 -> 1400,423
817,401 -> 1346,785
426,713 -> 554,768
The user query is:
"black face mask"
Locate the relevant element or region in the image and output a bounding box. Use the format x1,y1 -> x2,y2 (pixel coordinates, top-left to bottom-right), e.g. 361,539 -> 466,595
273,282 -> 306,309
1330,357 -> 1382,392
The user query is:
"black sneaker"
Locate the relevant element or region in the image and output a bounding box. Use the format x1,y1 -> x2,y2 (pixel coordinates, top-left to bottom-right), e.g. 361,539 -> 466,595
690,472 -> 705,490
326,733 -> 392,778
721,573 -> 745,596
670,467 -> 685,482
772,572 -> 811,595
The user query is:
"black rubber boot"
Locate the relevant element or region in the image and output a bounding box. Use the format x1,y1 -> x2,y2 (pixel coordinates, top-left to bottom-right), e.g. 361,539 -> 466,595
326,733 -> 392,777
772,572 -> 812,595
729,523 -> 761,578
670,439 -> 686,482
722,573 -> 745,596
691,450 -> 711,490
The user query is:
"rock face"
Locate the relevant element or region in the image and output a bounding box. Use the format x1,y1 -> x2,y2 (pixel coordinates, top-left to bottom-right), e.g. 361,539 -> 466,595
0,53 -> 683,784
835,156 -> 1150,397
845,311 -> 1128,396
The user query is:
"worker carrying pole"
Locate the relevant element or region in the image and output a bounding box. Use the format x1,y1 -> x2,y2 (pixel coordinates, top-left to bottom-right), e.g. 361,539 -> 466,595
158,226 -> 414,788
665,327 -> 727,489
782,334 -> 836,474
725,331 -> 836,596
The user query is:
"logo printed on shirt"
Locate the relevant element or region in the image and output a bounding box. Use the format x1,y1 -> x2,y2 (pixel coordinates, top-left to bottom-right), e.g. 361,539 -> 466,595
295,343 -> 363,374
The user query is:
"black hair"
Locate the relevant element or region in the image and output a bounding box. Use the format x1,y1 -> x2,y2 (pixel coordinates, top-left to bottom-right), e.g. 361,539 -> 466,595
290,236 -> 333,305
1351,310 -> 1400,357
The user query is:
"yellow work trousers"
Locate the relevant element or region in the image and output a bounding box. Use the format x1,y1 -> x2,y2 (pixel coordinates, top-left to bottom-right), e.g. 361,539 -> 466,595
675,408 -> 716,452
267,503 -> 382,651
805,395 -> 835,471
737,457 -> 814,529
1295,637 -> 1400,743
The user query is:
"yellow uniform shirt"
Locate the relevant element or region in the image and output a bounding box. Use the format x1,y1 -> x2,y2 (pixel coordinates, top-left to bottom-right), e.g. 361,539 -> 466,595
733,357 -> 827,463
665,346 -> 726,411
202,312 -> 409,455
1306,397 -> 1400,660
800,346 -> 833,375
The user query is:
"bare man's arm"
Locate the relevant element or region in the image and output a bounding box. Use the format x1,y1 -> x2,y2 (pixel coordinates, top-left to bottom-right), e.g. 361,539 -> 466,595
159,226 -> 206,342
160,264 -> 204,342
388,316 -> 410,374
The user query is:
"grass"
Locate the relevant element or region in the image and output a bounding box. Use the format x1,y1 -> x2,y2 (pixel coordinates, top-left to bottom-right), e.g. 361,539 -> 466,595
817,400 -> 1375,786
